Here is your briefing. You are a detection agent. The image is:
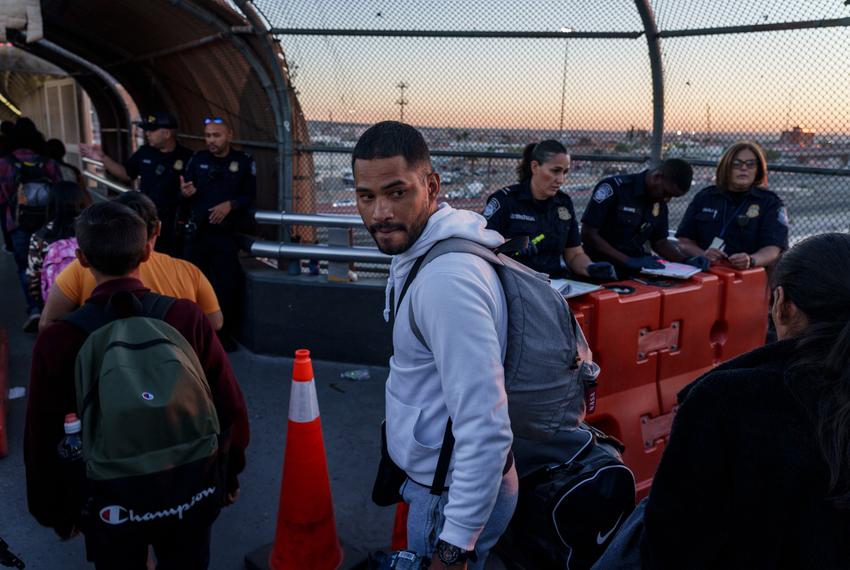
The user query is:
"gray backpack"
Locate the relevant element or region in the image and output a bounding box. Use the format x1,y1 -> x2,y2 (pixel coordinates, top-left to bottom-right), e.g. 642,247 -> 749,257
404,237 -> 600,441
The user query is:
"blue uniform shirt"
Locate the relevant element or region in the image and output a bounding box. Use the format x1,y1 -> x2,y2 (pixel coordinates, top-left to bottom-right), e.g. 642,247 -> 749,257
676,185 -> 789,255
581,170 -> 669,259
483,181 -> 581,277
124,144 -> 194,212
183,149 -> 256,228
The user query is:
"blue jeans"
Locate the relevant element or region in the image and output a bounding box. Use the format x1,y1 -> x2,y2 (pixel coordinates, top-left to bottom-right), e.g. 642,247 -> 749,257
10,228 -> 39,315
401,464 -> 518,570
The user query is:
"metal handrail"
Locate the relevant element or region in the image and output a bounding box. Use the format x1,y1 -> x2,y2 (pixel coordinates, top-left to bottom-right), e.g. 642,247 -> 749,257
250,241 -> 389,263
254,210 -> 364,228
82,157 -> 104,168
82,170 -> 130,194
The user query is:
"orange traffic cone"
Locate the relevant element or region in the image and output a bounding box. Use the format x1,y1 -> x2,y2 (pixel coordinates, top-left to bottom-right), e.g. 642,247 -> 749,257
269,349 -> 343,570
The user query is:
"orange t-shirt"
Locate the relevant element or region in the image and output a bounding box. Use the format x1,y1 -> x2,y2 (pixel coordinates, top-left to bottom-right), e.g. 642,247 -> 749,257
55,251 -> 220,314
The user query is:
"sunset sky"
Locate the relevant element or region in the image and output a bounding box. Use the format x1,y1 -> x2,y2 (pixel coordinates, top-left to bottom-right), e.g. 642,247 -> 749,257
261,0 -> 850,137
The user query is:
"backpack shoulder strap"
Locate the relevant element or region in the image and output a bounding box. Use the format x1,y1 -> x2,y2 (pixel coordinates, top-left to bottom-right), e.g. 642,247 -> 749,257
63,291 -> 177,334
140,292 -> 177,321
406,238 -> 503,348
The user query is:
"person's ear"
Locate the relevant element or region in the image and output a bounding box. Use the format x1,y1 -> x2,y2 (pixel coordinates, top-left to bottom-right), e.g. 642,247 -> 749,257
427,170 -> 440,202
152,220 -> 162,240
530,160 -> 540,177
75,248 -> 90,268
139,241 -> 153,264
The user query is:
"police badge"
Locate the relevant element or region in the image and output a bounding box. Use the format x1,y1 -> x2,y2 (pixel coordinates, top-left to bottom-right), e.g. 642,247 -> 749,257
229,161 -> 239,173
173,159 -> 183,171
652,203 -> 660,217
746,204 -> 760,218
557,207 -> 571,221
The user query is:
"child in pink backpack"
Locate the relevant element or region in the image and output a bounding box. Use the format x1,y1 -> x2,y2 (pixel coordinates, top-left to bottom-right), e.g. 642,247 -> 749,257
26,181 -> 91,307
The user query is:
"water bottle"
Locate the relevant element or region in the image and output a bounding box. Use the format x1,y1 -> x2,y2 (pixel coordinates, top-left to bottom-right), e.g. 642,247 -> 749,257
57,413 -> 83,462
56,413 -> 86,535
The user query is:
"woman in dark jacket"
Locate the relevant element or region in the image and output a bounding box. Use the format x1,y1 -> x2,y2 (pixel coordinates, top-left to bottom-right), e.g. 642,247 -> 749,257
636,232 -> 850,569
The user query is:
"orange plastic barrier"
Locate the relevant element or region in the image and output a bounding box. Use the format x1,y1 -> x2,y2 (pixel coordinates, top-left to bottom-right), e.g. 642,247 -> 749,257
709,266 -> 769,362
570,269 -> 767,498
656,274 -> 722,413
572,282 -> 665,497
0,328 -> 7,458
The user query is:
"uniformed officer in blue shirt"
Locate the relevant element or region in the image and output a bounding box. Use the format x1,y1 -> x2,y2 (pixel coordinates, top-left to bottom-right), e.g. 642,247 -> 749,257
581,158 -> 707,276
80,111 -> 193,256
677,141 -> 788,270
484,140 -> 617,281
180,116 -> 256,351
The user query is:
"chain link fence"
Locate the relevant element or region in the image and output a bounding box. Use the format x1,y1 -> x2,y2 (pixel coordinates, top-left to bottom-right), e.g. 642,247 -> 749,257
252,0 -> 849,253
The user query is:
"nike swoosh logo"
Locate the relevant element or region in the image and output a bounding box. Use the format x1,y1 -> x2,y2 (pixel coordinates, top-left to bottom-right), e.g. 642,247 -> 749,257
596,511 -> 625,545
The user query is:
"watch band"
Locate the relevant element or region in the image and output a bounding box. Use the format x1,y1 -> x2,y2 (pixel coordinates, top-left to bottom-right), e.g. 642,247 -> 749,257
436,540 -> 470,566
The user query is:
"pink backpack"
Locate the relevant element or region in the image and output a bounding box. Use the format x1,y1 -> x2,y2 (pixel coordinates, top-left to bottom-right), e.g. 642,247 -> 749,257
41,237 -> 78,301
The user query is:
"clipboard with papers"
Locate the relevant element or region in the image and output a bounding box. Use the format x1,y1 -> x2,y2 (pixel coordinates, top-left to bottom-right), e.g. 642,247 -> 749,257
640,260 -> 700,280
549,278 -> 603,299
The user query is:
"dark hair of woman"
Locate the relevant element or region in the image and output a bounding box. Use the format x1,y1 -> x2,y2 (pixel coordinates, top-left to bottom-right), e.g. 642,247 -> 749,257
43,181 -> 91,241
772,232 -> 850,508
516,140 -> 568,183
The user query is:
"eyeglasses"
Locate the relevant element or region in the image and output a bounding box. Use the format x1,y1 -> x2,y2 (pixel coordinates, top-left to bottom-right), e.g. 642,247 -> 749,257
731,159 -> 757,170
203,116 -> 224,125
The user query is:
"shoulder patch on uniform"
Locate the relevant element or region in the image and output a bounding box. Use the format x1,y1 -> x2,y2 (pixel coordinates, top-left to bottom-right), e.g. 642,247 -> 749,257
593,183 -> 614,203
483,198 -> 501,219
778,206 -> 789,227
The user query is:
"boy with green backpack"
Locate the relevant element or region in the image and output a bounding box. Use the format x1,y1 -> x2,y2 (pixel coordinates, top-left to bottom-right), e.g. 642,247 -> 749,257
25,200 -> 250,569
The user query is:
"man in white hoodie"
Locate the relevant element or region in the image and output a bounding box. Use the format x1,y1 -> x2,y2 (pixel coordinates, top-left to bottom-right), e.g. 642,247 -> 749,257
353,122 -> 516,569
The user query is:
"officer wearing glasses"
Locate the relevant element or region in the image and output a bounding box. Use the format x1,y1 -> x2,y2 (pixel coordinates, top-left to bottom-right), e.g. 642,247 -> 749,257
676,141 -> 788,270
581,158 -> 705,276
179,116 -> 256,351
80,111 -> 193,256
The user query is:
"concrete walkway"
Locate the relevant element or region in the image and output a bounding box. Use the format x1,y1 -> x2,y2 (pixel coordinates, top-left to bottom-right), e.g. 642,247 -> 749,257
0,251 -> 395,569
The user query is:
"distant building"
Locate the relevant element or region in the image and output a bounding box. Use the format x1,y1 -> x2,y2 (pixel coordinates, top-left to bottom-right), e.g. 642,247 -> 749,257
780,126 -> 815,147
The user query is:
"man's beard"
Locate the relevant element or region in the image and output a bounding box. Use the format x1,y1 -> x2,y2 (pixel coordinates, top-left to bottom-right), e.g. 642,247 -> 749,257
368,213 -> 429,255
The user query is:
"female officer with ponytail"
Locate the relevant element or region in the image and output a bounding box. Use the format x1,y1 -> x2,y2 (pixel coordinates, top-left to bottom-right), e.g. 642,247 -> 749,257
482,140 -> 616,281
626,232 -> 850,568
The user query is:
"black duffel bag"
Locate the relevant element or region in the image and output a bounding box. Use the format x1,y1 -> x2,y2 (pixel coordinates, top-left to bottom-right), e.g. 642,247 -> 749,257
497,424 -> 636,570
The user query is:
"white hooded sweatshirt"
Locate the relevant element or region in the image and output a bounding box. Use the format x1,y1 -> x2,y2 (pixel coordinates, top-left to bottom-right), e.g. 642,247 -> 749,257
384,203 -> 513,551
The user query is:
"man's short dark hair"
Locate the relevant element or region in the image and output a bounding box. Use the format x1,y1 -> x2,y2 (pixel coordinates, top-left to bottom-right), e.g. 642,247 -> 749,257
658,158 -> 694,193
351,121 -> 432,171
75,201 -> 147,276
115,192 -> 159,239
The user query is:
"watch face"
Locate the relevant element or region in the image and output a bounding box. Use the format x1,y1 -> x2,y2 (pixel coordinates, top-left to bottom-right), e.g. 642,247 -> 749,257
437,541 -> 464,565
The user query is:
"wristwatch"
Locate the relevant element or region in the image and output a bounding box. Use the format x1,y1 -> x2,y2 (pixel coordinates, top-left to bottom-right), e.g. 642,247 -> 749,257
436,540 -> 472,567
747,254 -> 755,269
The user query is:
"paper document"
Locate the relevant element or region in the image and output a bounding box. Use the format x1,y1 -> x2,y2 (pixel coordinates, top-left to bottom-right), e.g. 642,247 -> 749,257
549,278 -> 603,299
640,260 -> 700,280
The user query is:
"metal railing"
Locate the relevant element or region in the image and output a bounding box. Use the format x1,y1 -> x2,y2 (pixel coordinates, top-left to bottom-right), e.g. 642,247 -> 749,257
79,160 -> 387,265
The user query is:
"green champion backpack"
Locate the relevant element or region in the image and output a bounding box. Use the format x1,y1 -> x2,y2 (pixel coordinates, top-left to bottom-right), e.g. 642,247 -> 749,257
64,291 -> 224,537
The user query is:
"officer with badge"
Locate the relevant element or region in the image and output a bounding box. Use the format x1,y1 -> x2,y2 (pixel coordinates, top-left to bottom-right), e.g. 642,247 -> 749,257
581,158 -> 707,276
677,141 -> 788,270
80,111 -> 193,256
180,116 -> 256,351
483,140 -> 617,280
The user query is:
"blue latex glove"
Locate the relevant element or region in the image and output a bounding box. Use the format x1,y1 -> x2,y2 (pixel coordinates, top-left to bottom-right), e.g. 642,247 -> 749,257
587,261 -> 618,281
684,255 -> 710,271
625,255 -> 664,270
